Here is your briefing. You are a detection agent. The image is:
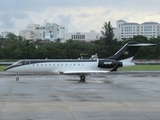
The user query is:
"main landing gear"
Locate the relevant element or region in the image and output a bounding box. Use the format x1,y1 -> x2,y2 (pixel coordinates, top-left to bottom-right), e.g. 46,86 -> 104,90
79,75 -> 86,83
16,77 -> 19,81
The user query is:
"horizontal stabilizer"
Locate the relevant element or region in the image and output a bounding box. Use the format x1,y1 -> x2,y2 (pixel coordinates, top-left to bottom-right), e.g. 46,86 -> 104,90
128,43 -> 155,46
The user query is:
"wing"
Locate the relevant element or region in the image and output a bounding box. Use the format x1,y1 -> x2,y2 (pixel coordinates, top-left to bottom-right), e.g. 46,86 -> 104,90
57,71 -> 110,75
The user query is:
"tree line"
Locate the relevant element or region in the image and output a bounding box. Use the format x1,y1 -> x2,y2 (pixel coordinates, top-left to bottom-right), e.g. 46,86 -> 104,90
0,22 -> 159,60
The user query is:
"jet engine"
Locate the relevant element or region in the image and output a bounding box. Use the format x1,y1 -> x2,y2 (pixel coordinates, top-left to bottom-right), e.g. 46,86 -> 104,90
98,59 -> 122,68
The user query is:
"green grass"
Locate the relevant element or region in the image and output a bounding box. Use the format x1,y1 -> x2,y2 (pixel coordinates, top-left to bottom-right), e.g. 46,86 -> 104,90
1,65 -> 160,72
118,65 -> 160,71
0,66 -> 7,71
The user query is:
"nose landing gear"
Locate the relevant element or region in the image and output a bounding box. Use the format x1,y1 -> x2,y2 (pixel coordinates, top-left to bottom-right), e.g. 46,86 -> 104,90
16,77 -> 19,81
16,73 -> 19,81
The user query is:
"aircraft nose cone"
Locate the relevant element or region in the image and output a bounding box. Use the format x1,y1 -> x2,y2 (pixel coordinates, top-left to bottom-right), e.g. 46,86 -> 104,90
4,66 -> 13,72
4,67 -> 9,71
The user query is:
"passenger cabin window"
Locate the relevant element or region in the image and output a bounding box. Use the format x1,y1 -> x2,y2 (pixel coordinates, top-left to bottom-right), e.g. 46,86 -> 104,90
26,61 -> 30,65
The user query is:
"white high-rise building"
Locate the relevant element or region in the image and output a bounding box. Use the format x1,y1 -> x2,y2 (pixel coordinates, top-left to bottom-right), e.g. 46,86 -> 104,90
115,20 -> 160,40
19,23 -> 66,41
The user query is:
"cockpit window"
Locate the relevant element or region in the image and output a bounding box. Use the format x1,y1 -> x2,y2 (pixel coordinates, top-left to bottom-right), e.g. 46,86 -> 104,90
13,61 -> 22,65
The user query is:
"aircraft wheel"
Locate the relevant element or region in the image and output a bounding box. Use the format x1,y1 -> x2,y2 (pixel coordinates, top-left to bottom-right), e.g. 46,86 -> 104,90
16,77 -> 19,81
80,75 -> 86,83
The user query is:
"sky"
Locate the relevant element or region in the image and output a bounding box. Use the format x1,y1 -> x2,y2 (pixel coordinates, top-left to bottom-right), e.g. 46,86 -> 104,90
0,0 -> 160,35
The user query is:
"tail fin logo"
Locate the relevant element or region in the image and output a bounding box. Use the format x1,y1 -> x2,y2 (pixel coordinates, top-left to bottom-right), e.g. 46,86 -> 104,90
123,51 -> 129,55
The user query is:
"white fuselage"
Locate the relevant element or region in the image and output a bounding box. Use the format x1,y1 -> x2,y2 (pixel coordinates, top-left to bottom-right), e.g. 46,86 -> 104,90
6,60 -> 110,73
5,58 -> 135,74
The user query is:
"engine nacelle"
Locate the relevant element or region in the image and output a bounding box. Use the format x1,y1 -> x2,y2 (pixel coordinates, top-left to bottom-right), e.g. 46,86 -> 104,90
98,59 -> 122,68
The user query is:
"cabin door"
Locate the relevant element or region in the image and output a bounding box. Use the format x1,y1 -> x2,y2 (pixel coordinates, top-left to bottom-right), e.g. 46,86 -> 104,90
25,61 -> 31,72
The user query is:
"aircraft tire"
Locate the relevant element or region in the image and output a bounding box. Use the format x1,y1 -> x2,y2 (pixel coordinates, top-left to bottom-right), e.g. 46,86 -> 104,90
80,75 -> 86,83
16,77 -> 19,81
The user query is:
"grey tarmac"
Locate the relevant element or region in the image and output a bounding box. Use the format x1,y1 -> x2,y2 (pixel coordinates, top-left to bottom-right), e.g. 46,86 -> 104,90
0,71 -> 160,120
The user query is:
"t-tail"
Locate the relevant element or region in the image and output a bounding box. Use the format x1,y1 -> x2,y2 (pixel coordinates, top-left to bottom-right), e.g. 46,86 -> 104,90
107,41 -> 155,67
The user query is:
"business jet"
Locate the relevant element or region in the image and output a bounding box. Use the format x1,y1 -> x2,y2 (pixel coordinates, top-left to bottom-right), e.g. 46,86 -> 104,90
4,41 -> 154,82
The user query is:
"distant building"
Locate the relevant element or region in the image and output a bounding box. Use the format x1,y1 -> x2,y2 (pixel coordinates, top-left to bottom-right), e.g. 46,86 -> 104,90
115,20 -> 160,40
19,23 -> 66,41
19,20 -> 160,41
63,30 -> 101,42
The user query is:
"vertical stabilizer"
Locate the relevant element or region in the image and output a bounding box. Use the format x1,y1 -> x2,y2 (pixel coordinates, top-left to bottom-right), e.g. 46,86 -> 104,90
108,41 -> 155,61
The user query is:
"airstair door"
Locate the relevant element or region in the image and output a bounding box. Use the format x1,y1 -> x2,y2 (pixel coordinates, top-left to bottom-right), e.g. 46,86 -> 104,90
25,61 -> 31,73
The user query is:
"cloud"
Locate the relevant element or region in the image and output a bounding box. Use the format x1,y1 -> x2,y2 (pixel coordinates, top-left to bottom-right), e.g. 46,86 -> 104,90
0,12 -> 28,29
0,13 -> 15,28
13,11 -> 28,19
0,0 -> 160,13
1,0 -> 160,34
0,0 -> 106,12
58,14 -> 72,27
